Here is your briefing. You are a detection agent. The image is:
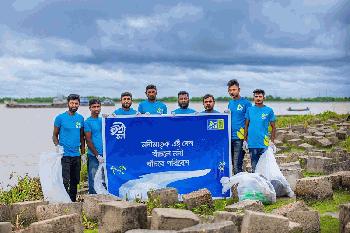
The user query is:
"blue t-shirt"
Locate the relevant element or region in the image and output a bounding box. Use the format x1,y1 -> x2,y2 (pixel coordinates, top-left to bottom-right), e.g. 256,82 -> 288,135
54,112 -> 84,156
84,116 -> 103,157
138,100 -> 167,114
172,108 -> 196,114
245,105 -> 276,149
113,108 -> 137,115
201,110 -> 220,113
228,98 -> 252,140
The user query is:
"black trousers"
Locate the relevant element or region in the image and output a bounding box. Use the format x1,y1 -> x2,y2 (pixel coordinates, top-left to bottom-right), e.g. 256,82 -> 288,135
61,156 -> 81,202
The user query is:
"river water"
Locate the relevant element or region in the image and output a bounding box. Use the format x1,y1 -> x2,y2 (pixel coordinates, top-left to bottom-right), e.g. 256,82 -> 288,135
0,102 -> 349,189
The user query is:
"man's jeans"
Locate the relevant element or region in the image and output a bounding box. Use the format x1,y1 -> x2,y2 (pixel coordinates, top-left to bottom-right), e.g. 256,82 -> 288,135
61,156 -> 81,202
231,139 -> 245,174
249,148 -> 267,172
87,155 -> 99,194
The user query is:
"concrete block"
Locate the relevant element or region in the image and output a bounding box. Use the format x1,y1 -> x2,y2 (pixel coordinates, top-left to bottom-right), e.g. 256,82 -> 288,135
179,221 -> 238,233
147,188 -> 179,207
182,189 -> 213,210
36,202 -> 82,221
214,211 -> 244,232
281,168 -> 302,191
286,210 -> 320,233
272,201 -> 309,216
295,176 -> 333,200
99,201 -> 147,233
151,208 -> 199,231
306,156 -> 332,173
0,222 -> 11,233
10,200 -> 48,226
241,210 -> 289,233
0,205 -> 10,222
29,213 -> 83,233
225,200 -> 263,212
340,203 -> 350,233
82,194 -> 121,220
289,221 -> 303,233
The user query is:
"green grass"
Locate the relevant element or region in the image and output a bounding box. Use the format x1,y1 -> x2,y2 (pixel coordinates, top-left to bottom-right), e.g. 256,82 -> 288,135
320,216 -> 339,233
302,171 -> 326,177
308,190 -> 350,214
263,197 -> 296,213
84,229 -> 98,233
340,136 -> 350,153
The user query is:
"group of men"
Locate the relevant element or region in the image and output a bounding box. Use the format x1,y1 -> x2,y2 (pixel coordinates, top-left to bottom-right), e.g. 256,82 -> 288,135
52,81 -> 276,202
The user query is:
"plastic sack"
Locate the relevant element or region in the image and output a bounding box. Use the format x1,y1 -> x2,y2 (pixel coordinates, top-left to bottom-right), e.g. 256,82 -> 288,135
39,151 -> 71,203
221,172 -> 276,204
93,163 -> 109,195
255,146 -> 294,197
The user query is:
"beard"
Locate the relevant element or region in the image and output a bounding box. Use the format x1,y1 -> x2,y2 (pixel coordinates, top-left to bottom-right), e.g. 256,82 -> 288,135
122,103 -> 131,109
205,105 -> 213,111
179,102 -> 189,109
69,107 -> 78,113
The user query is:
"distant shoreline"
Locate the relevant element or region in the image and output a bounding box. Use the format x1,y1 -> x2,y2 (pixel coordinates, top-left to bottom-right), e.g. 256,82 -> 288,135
1,96 -> 349,104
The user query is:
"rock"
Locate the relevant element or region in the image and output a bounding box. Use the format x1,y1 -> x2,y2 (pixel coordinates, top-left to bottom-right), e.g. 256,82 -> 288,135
82,194 -> 121,221
281,168 -> 302,191
10,200 -> 48,226
313,132 -> 325,137
339,203 -> 350,233
36,202 -> 82,221
275,155 -> 289,165
271,201 -> 309,216
214,211 -> 244,232
151,208 -> 200,231
0,205 -> 10,222
225,200 -> 263,212
303,135 -> 317,145
314,137 -> 333,147
274,140 -> 283,146
291,125 -> 306,134
126,230 -> 176,233
306,156 -> 332,173
336,130 -> 347,140
295,176 -> 333,200
287,139 -> 303,146
342,173 -> 350,190
286,210 -> 320,233
241,210 -> 289,233
99,201 -> 147,233
29,213 -> 83,233
198,215 -> 215,224
324,161 -> 350,175
345,222 -> 350,233
328,136 -> 339,145
298,143 -> 313,151
289,221 -> 303,233
283,132 -> 300,142
280,161 -> 302,170
326,173 -> 343,190
147,188 -> 179,207
179,221 -> 238,233
0,222 -> 11,233
182,188 -> 213,210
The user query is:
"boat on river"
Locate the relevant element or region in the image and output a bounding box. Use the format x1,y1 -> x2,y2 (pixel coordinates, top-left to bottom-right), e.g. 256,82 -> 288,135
5,96 -> 66,108
287,106 -> 310,111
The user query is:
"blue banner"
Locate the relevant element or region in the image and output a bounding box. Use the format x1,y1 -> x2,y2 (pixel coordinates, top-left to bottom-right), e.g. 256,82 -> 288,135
103,114 -> 231,199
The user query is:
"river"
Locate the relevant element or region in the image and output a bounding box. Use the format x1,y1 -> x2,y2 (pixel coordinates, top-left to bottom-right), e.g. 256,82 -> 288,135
0,102 -> 349,189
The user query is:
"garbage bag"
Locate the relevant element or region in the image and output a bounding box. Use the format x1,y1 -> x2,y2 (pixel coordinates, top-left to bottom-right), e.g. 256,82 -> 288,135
221,172 -> 276,204
39,151 -> 71,203
255,146 -> 294,197
93,163 -> 109,195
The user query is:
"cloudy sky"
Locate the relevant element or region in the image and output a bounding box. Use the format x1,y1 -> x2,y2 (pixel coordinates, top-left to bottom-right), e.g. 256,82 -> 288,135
0,0 -> 349,98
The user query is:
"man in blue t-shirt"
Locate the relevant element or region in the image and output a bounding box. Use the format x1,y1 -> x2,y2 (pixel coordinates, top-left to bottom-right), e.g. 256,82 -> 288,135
114,92 -> 137,115
227,79 -> 252,174
84,99 -> 104,194
244,89 -> 276,172
172,91 -> 197,114
52,94 -> 85,202
138,84 -> 167,114
201,94 -> 220,113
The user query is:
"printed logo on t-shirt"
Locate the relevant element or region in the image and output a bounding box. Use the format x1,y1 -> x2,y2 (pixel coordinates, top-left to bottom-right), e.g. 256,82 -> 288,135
261,113 -> 268,120
157,108 -> 163,114
237,104 -> 243,111
75,122 -> 81,128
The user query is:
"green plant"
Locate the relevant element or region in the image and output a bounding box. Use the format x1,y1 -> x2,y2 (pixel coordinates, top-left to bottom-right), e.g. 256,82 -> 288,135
340,136 -> 350,153
0,174 -> 43,204
302,171 -> 325,178
82,211 -> 98,230
308,190 -> 350,214
320,215 -> 339,233
263,198 -> 295,213
192,204 -> 215,216
145,195 -> 162,215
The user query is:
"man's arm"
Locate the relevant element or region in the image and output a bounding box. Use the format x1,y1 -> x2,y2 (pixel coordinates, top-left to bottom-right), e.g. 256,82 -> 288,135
80,127 -> 85,155
244,119 -> 249,141
270,121 -> 276,143
84,131 -> 99,157
52,126 -> 60,146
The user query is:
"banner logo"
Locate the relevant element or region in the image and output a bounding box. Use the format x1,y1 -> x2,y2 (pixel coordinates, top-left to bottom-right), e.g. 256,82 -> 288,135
207,119 -> 224,130
110,122 -> 126,139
